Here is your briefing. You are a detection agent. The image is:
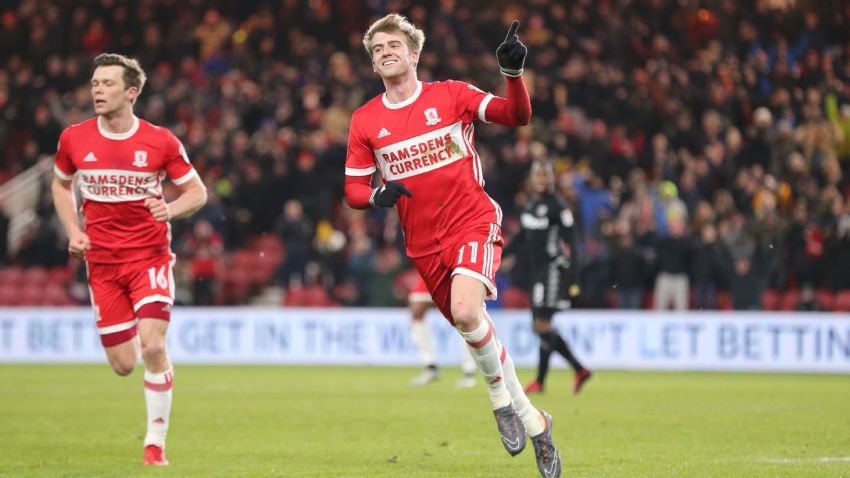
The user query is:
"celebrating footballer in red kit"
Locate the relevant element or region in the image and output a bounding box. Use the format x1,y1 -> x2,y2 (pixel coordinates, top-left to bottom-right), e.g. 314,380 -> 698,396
344,14 -> 562,478
52,53 -> 207,466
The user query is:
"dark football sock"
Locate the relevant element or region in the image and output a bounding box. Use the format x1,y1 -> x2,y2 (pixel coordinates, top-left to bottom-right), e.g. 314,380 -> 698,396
552,331 -> 585,372
536,331 -> 556,384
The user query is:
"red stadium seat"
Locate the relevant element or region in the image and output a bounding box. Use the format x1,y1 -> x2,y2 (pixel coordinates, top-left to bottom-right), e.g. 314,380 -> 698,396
219,268 -> 252,304
305,285 -> 335,307
0,267 -> 23,285
22,266 -> 49,286
501,287 -> 530,309
249,235 -> 285,265
834,291 -> 850,312
19,285 -> 44,305
43,284 -> 73,306
47,266 -> 75,285
779,289 -> 801,311
816,290 -> 835,311
284,287 -> 309,306
715,290 -> 733,310
250,262 -> 278,285
0,286 -> 20,306
761,290 -> 779,311
230,250 -> 260,270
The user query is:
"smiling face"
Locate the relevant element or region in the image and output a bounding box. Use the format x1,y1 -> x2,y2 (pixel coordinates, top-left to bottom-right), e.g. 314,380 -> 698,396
370,30 -> 419,80
90,65 -> 137,116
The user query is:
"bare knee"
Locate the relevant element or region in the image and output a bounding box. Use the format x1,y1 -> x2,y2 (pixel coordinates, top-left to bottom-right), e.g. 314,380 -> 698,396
109,357 -> 136,376
138,317 -> 170,365
451,302 -> 481,331
141,338 -> 167,363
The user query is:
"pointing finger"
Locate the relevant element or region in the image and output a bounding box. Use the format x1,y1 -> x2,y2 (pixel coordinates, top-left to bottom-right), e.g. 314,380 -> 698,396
505,20 -> 520,40
398,184 -> 413,198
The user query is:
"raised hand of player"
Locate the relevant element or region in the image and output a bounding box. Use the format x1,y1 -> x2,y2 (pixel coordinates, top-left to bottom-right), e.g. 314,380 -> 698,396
68,230 -> 91,259
496,20 -> 527,77
145,197 -> 171,222
371,181 -> 413,208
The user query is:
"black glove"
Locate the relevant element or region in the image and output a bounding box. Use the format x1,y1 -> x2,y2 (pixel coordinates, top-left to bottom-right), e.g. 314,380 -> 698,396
496,20 -> 527,77
370,181 -> 412,207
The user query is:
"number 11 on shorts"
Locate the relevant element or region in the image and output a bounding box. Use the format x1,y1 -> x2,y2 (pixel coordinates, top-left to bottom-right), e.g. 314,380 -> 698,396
148,265 -> 169,289
458,241 -> 479,264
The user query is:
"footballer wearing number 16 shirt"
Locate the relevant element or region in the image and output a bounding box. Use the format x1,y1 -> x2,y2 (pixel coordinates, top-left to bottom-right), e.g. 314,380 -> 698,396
344,14 -> 562,478
52,53 -> 207,466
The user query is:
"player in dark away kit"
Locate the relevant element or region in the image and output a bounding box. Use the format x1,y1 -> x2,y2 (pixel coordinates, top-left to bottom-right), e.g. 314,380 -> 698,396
505,160 -> 592,395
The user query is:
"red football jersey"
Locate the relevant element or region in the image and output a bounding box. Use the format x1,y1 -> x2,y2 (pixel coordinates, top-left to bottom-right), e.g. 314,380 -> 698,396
54,116 -> 196,263
346,80 -> 503,258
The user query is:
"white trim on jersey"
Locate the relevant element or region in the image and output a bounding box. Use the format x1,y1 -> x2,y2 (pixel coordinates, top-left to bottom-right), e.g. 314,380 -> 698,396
171,168 -> 198,186
134,294 -> 174,312
408,292 -> 433,303
463,123 -> 485,187
97,318 -> 139,335
345,165 -> 377,176
382,81 -> 423,110
478,94 -> 494,123
489,197 -> 503,226
452,267 -> 498,300
484,223 -> 498,279
97,115 -> 140,140
54,164 -> 74,180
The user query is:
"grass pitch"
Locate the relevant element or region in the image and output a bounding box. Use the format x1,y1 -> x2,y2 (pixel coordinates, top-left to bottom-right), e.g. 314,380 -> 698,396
1,365 -> 849,477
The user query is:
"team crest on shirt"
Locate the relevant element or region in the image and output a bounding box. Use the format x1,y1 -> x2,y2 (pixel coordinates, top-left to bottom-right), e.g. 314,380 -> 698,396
133,150 -> 148,168
424,107 -> 442,126
536,204 -> 548,216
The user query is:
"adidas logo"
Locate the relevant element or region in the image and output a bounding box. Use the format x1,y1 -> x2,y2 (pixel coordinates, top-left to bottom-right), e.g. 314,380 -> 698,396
152,417 -> 166,424
83,152 -> 98,162
377,127 -> 391,139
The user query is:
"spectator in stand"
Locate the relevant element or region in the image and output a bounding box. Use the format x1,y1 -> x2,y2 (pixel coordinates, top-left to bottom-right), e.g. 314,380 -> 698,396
275,199 -> 314,288
1,0 -> 849,307
796,284 -> 824,312
654,215 -> 692,311
180,219 -> 223,306
692,223 -> 725,310
608,224 -> 645,309
728,255 -> 764,311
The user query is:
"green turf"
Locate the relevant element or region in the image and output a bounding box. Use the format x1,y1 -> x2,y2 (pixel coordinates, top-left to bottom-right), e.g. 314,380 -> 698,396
1,365 -> 849,477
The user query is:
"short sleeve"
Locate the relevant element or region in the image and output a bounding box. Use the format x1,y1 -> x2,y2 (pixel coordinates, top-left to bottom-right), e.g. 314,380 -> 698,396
449,80 -> 494,123
53,129 -> 76,180
163,130 -> 196,185
553,197 -> 575,227
345,113 -> 376,177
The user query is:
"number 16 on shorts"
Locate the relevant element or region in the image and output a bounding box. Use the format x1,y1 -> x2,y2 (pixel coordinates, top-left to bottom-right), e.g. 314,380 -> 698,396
148,265 -> 169,289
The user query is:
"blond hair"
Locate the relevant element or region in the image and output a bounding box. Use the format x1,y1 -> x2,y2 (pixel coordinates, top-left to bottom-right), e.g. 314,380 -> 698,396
92,53 -> 147,101
362,13 -> 425,58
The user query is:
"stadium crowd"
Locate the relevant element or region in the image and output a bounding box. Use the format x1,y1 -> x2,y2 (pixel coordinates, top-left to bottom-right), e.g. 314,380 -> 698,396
1,0 -> 850,310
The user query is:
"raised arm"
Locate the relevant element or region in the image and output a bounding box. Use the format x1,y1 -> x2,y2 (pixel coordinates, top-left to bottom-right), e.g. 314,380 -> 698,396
483,20 -> 531,127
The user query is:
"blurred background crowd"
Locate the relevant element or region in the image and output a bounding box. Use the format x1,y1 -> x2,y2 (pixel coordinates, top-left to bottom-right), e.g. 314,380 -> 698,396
1,0 -> 849,311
